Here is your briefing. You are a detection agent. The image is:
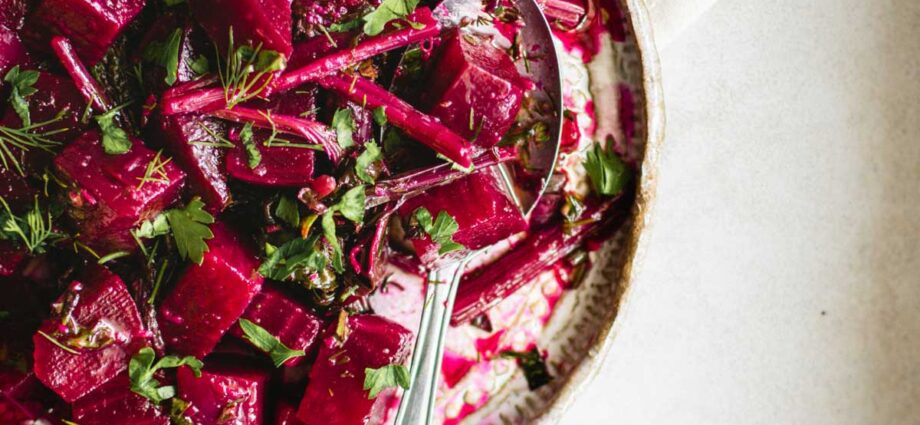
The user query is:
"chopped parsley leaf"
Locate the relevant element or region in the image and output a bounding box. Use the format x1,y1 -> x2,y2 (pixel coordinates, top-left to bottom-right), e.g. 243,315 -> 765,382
3,66 -> 39,127
331,108 -> 356,149
362,0 -> 420,36
363,364 -> 410,398
412,207 -> 464,254
238,318 -> 305,367
355,141 -> 383,184
129,347 -> 202,403
584,141 -> 630,197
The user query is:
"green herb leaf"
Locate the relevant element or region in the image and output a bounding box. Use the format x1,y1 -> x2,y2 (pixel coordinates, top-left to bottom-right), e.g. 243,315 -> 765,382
134,214 -> 170,239
143,28 -> 182,86
372,106 -> 387,126
189,55 -> 210,76
275,196 -> 300,227
500,348 -> 553,390
584,141 -> 629,197
331,108 -> 356,149
129,347 -> 203,403
413,207 -> 464,254
321,211 -> 344,273
363,364 -> 410,399
362,0 -> 420,36
258,235 -> 326,280
238,318 -> 306,367
328,19 -> 363,32
4,66 -> 39,127
335,185 -> 366,224
218,29 -> 287,109
165,197 -> 215,265
355,142 -> 383,184
95,104 -> 132,155
0,195 -> 63,254
239,122 -> 261,168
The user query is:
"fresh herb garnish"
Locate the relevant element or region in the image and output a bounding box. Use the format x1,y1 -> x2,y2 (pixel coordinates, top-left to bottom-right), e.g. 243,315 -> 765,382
238,318 -> 305,367
274,196 -> 300,227
129,347 -> 203,403
189,55 -> 210,77
97,250 -> 130,264
164,198 -> 215,265
372,106 -> 387,126
584,140 -> 629,197
321,211 -> 345,273
355,141 -> 382,184
331,108 -> 356,149
362,0 -> 420,36
4,66 -> 39,127
363,364 -> 410,398
217,29 -> 286,109
335,185 -> 366,224
258,235 -> 326,280
0,111 -> 67,175
239,122 -> 261,168
134,214 -> 170,239
136,150 -> 173,190
412,207 -> 464,254
95,103 -> 132,155
143,28 -> 182,86
500,348 -> 553,390
0,196 -> 63,254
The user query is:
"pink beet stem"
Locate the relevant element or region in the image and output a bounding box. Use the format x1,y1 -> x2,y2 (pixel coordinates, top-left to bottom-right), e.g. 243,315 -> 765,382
318,73 -> 474,168
159,8 -> 441,116
212,106 -> 342,162
50,37 -> 113,112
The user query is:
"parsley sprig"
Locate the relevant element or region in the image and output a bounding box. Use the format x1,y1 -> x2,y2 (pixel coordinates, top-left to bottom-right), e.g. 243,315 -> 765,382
412,207 -> 464,254
4,66 -> 39,127
95,103 -> 132,155
217,29 -> 286,109
142,28 -> 183,86
363,364 -> 410,398
584,140 -> 629,197
331,108 -> 356,149
129,347 -> 203,403
134,198 -> 215,265
362,0 -> 420,36
238,318 -> 305,367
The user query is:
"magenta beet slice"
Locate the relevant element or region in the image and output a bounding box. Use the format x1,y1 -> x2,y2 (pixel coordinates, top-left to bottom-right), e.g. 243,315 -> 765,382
158,222 -> 264,358
0,23 -> 29,76
425,32 -> 526,148
72,373 -> 169,425
158,114 -> 231,213
54,131 -> 186,252
189,0 -> 293,60
398,167 -> 527,263
229,286 -> 323,366
177,363 -> 269,425
296,315 -> 412,425
33,267 -> 148,402
226,138 -> 316,187
1,71 -> 88,143
24,0 -> 146,64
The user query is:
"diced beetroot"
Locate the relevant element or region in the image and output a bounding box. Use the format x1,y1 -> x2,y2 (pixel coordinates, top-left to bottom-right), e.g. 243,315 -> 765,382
159,223 -> 264,358
296,315 -> 412,425
33,267 -> 148,402
177,363 -> 269,425
1,71 -> 88,143
189,0 -> 293,60
275,400 -> 303,425
226,137 -> 316,187
25,0 -> 147,64
398,167 -> 527,263
425,32 -> 526,148
0,369 -> 64,424
0,166 -> 37,205
0,0 -> 29,30
71,374 -> 169,425
287,33 -> 350,69
0,23 -> 29,76
50,36 -> 114,111
229,286 -> 323,366
158,114 -> 232,213
54,131 -> 187,252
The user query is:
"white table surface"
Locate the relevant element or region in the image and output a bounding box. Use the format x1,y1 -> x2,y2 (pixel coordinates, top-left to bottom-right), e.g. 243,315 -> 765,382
559,0 -> 920,423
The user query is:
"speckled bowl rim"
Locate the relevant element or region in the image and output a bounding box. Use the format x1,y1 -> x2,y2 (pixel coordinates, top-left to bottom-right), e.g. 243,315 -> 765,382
535,0 -> 665,422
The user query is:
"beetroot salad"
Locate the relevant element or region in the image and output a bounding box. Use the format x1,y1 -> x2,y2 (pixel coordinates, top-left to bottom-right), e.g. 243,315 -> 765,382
0,0 -> 635,423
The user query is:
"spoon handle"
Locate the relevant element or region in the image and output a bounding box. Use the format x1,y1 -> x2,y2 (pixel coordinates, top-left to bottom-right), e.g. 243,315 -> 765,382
394,259 -> 469,425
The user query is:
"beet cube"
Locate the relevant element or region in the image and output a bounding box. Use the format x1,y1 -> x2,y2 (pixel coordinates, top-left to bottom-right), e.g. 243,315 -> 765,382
398,167 -> 527,263
189,0 -> 293,60
158,114 -> 232,213
0,0 -> 29,31
229,286 -> 323,366
0,166 -> 37,205
1,71 -> 88,144
32,267 -> 148,402
71,373 -> 169,425
54,131 -> 186,252
0,23 -> 29,76
159,222 -> 264,358
425,33 -> 526,147
177,363 -> 269,425
25,0 -> 146,64
226,135 -> 316,186
275,400 -> 303,425
296,314 -> 412,425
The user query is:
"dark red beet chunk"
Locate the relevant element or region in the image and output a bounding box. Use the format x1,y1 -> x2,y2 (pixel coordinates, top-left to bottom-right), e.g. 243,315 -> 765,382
0,241 -> 26,277
425,32 -> 526,148
0,369 -> 64,424
226,136 -> 316,186
25,0 -> 147,64
54,131 -> 186,252
177,363 -> 269,425
229,286 -> 323,366
275,400 -> 303,425
72,373 -> 169,425
0,0 -> 29,30
1,71 -> 88,143
0,23 -> 29,76
33,267 -> 148,402
398,167 -> 527,264
296,315 -> 412,425
189,0 -> 293,60
0,166 -> 37,205
159,223 -> 264,358
158,114 -> 232,213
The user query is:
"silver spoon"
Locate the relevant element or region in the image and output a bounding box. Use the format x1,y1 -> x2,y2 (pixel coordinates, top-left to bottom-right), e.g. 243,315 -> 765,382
393,0 -> 563,423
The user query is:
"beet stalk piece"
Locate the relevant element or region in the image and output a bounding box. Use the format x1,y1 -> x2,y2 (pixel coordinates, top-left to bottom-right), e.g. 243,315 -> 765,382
33,267 -> 149,402
319,74 -> 474,168
214,106 -> 337,156
71,373 -> 169,425
54,131 -> 186,252
50,37 -> 114,111
228,286 -> 323,367
157,114 -> 232,213
177,363 -> 270,425
189,0 -> 294,61
398,167 -> 527,264
424,32 -> 527,148
296,314 -> 412,425
25,0 -> 145,64
158,222 -> 264,358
